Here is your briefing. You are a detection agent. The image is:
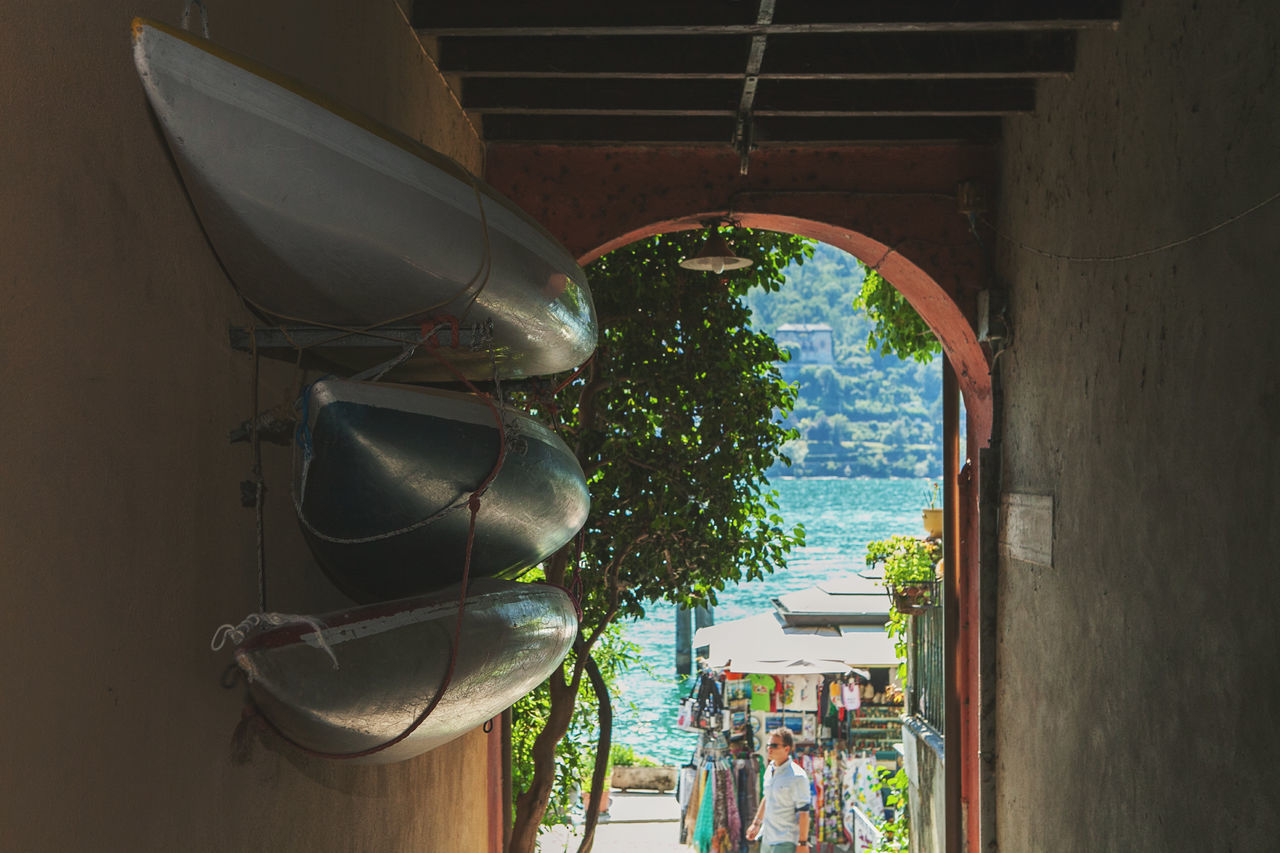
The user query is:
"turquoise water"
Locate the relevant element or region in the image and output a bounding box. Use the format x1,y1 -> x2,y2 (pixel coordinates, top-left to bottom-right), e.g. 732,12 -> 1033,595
611,476 -> 932,765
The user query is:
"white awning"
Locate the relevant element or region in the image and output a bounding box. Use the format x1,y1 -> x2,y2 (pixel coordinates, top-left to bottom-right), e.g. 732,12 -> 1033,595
692,611 -> 897,673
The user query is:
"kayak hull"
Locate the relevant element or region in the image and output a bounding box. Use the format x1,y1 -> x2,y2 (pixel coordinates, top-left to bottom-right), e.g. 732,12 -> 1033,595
131,18 -> 596,381
235,579 -> 578,763
297,378 -> 589,602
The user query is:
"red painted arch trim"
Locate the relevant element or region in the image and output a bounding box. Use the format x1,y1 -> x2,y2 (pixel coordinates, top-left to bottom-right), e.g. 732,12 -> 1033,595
578,213 -> 992,448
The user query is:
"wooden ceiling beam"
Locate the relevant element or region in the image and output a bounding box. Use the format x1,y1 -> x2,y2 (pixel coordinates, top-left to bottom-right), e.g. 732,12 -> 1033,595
414,0 -> 1120,36
438,36 -> 750,78
437,32 -> 1076,79
752,115 -> 1002,144
753,80 -> 1036,115
760,31 -> 1077,78
477,114 -> 1000,144
462,79 -> 742,114
460,78 -> 1035,116
479,115 -> 736,144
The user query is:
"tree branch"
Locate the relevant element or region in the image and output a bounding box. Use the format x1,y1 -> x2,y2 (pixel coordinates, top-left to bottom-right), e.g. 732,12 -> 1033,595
574,653 -> 612,853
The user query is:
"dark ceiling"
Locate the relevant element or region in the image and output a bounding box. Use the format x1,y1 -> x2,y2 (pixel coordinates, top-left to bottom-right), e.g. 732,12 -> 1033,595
412,0 -> 1121,162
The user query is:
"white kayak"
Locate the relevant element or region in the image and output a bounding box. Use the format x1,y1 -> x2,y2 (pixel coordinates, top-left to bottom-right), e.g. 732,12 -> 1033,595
234,579 -> 578,763
295,378 -> 590,603
131,18 -> 596,381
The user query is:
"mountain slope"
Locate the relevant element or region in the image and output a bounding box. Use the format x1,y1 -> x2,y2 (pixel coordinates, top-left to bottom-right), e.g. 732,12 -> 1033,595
745,242 -> 944,478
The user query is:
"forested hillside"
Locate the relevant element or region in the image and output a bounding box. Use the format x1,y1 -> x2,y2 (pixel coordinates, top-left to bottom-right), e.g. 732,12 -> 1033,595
745,242 -> 943,478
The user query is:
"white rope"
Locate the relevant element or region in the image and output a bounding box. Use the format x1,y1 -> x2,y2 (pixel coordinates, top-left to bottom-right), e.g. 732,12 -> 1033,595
210,612 -> 339,670
350,344 -> 420,383
346,322 -> 465,383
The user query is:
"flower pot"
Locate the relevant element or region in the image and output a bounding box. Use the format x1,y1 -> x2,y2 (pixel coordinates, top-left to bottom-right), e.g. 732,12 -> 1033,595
922,508 -> 943,539
582,784 -> 612,814
888,580 -> 939,614
611,765 -> 678,792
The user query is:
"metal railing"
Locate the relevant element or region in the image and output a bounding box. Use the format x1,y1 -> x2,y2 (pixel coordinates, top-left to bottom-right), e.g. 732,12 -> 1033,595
908,602 -> 945,733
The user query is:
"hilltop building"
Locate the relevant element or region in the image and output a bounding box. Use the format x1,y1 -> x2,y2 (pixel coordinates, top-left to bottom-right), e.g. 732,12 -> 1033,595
777,323 -> 836,365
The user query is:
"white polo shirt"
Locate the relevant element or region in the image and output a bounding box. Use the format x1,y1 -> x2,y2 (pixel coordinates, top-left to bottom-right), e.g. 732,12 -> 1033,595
761,757 -> 811,845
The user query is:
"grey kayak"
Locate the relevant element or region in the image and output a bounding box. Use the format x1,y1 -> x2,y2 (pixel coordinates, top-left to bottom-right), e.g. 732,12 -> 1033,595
235,579 -> 577,763
131,18 -> 596,381
296,378 -> 589,603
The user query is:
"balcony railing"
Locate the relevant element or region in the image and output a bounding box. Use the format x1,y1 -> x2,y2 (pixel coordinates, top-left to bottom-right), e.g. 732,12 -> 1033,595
908,601 -> 945,733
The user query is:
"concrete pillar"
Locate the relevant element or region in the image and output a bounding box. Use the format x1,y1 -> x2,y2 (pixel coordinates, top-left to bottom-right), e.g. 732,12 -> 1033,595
694,605 -> 714,664
675,606 -> 692,675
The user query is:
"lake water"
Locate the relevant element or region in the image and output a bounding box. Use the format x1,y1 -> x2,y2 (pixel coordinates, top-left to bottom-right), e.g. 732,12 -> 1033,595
611,476 -> 933,765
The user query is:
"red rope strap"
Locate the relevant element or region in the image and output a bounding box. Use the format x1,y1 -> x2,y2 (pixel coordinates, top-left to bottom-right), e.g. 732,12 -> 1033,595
536,529 -> 586,623
553,353 -> 593,395
246,330 -> 508,760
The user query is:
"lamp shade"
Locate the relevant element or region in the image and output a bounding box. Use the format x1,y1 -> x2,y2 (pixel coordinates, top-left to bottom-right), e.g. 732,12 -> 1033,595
678,230 -> 753,274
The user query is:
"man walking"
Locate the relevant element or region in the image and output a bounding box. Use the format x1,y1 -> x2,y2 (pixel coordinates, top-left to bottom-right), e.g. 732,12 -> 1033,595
746,726 -> 811,853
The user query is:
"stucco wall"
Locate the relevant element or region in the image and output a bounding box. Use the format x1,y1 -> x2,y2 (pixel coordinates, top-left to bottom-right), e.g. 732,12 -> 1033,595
994,1 -> 1280,850
0,1 -> 494,849
902,720 -> 944,853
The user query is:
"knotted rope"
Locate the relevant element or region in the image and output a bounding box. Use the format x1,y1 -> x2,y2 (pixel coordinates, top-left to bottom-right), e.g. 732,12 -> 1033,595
226,329 -> 510,761
210,612 -> 338,671
291,324 -> 513,545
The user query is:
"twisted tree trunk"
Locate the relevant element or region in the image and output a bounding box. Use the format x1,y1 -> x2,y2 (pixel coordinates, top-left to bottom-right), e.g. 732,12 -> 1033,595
508,659 -> 581,853
575,654 -> 612,853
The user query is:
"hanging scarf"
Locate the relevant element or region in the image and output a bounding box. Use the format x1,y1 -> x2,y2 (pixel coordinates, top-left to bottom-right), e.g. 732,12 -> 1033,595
693,764 -> 716,853
678,763 -> 698,809
713,764 -> 730,837
741,756 -> 761,830
724,760 -> 743,849
684,766 -> 705,845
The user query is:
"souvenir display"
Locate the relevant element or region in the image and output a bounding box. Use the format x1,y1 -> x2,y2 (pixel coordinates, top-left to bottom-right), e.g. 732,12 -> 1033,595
671,664 -> 904,851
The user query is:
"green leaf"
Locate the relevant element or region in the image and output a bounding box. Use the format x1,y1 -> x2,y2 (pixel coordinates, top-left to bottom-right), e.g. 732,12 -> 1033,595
508,228 -> 815,827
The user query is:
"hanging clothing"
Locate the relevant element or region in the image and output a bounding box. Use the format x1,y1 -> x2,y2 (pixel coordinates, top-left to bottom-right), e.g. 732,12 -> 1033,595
684,765 -> 706,845
693,764 -> 716,852
746,673 -> 777,711
734,757 -> 756,848
713,764 -> 730,842
843,682 -> 862,712
724,763 -> 742,850
841,752 -> 886,852
678,762 -> 699,844
815,752 -> 843,844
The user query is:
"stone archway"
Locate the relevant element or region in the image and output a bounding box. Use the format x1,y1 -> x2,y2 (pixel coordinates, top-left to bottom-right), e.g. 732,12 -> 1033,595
486,143 -> 994,852
486,143 -> 995,452
581,212 -> 992,457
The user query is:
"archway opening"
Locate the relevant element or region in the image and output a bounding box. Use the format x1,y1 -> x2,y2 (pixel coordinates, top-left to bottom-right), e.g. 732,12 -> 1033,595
580,218 -> 987,853
581,215 -> 991,451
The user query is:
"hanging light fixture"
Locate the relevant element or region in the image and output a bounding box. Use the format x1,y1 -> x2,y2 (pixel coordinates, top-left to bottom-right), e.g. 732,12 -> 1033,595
678,228 -> 753,274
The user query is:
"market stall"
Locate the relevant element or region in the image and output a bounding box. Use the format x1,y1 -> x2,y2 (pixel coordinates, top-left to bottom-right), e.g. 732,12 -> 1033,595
674,582 -> 903,852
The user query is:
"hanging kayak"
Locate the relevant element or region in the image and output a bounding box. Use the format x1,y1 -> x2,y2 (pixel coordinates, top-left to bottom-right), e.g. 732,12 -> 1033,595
295,377 -> 589,602
131,17 -> 596,382
233,579 -> 577,763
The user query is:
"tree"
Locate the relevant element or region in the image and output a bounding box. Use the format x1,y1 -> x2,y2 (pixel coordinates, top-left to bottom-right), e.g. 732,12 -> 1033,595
505,228 -> 813,852
852,268 -> 942,364
509,617 -> 640,830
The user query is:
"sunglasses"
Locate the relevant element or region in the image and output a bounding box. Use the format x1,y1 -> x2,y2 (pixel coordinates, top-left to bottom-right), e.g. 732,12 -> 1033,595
767,742 -> 785,749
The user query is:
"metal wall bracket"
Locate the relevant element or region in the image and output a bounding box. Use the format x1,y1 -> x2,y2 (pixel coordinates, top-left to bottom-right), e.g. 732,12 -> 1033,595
229,325 -> 433,353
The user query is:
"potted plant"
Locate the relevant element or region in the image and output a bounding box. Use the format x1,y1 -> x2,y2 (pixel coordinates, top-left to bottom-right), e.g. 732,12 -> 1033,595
582,754 -> 613,815
865,534 -> 942,614
609,744 -> 678,792
922,482 -> 943,539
